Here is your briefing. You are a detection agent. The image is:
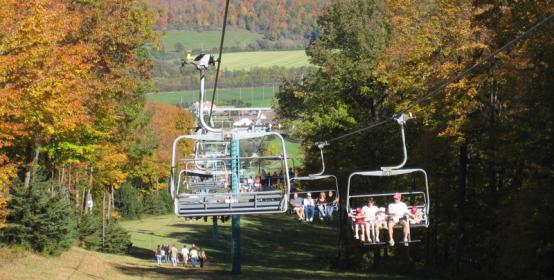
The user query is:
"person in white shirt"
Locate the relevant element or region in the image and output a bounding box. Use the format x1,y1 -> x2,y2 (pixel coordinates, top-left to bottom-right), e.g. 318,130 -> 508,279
387,192 -> 415,246
361,197 -> 380,243
303,193 -> 315,222
181,246 -> 189,266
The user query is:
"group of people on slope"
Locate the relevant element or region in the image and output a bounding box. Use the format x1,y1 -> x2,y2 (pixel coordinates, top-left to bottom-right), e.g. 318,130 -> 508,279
349,192 -> 424,246
155,243 -> 207,268
290,191 -> 339,222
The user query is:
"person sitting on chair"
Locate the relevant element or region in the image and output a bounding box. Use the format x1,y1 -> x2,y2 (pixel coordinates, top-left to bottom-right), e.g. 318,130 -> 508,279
315,192 -> 327,221
362,197 -> 379,243
387,192 -> 415,246
348,208 -> 366,241
289,192 -> 304,221
326,191 -> 339,221
303,193 -> 315,222
408,204 -> 424,224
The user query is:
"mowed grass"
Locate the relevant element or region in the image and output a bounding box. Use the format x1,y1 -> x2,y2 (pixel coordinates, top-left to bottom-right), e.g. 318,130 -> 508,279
160,29 -> 263,51
119,213 -> 409,279
0,214 -> 419,279
146,86 -> 277,107
220,50 -> 309,70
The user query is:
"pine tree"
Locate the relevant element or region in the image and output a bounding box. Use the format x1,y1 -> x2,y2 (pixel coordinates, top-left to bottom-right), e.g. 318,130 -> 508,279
1,181 -> 76,256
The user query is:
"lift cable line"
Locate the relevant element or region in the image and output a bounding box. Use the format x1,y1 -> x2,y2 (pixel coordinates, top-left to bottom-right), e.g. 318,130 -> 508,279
314,12 -> 554,146
208,0 -> 231,122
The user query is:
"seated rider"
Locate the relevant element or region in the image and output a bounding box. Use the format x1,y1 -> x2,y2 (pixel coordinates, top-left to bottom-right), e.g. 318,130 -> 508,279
408,204 -> 424,224
387,192 -> 416,247
349,208 -> 366,241
361,197 -> 379,243
326,191 -> 339,221
289,193 -> 304,221
303,193 -> 315,222
315,192 -> 327,221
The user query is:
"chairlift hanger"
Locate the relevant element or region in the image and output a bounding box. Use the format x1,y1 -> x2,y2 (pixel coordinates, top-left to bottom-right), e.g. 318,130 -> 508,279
290,142 -> 339,198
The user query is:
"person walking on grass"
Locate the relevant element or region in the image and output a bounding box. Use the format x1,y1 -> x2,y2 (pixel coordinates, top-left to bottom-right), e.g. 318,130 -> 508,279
181,245 -> 189,267
171,244 -> 178,267
155,245 -> 162,266
160,245 -> 166,263
198,248 -> 208,268
189,244 -> 199,268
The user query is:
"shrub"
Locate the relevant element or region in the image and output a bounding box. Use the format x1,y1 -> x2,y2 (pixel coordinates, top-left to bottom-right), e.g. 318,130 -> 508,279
0,181 -> 76,255
142,190 -> 173,215
115,182 -> 143,219
101,220 -> 132,254
76,213 -> 102,250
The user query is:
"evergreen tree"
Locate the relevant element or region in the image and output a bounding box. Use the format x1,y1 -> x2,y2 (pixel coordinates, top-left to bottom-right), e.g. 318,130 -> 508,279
76,213 -> 102,251
101,220 -> 132,254
115,182 -> 143,219
1,181 -> 76,256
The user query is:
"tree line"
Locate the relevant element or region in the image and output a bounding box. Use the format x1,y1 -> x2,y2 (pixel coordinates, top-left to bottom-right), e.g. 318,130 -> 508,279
0,1 -> 194,255
275,1 -> 553,279
148,0 -> 328,41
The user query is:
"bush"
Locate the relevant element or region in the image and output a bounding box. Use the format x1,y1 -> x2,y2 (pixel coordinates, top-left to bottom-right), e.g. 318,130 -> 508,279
115,182 -> 143,219
76,213 -> 102,250
101,220 -> 132,254
142,190 -> 173,215
0,181 -> 76,256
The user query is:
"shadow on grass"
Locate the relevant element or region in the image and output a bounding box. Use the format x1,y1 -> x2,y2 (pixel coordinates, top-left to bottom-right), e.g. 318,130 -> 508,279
127,246 -> 154,260
112,263 -> 374,280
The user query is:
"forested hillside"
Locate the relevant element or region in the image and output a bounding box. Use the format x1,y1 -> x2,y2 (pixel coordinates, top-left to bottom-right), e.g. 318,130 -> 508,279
0,0 -> 194,253
148,0 -> 328,41
276,1 -> 554,279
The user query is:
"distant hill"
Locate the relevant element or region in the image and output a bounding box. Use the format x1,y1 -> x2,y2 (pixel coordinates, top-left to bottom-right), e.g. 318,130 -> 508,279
148,0 -> 329,41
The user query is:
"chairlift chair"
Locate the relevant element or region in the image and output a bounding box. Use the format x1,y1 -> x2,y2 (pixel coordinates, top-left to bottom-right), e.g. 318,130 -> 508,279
289,142 -> 340,210
345,113 -> 430,245
170,54 -> 291,217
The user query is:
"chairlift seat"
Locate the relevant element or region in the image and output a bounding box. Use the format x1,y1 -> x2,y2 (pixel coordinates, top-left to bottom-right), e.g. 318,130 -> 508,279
175,190 -> 286,217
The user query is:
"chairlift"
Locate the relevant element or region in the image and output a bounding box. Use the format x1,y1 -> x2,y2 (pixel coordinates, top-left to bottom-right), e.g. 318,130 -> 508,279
170,54 -> 291,217
345,113 -> 430,245
290,142 -> 340,207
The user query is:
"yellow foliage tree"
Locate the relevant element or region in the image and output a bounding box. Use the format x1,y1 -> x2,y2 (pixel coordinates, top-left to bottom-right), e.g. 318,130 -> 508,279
375,0 -> 489,139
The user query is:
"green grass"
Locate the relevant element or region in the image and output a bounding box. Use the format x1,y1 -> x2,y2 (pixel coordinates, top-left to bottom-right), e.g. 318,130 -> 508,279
0,214 -> 424,279
220,50 -> 309,70
146,86 -> 277,107
160,29 -> 263,51
119,213 -> 411,279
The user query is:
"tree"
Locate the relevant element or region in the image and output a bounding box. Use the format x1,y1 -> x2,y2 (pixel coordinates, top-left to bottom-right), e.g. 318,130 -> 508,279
1,180 -> 76,255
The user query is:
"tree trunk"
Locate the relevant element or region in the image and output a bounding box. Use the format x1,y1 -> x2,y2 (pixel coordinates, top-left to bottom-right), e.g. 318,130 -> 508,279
455,142 -> 467,272
24,141 -> 41,188
102,191 -> 106,249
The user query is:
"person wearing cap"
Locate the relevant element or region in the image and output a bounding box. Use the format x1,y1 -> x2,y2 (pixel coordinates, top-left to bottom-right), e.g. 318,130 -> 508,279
387,192 -> 415,246
303,192 -> 315,222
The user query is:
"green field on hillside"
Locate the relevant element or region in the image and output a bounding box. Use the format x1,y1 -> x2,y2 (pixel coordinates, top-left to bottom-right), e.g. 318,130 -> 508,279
147,86 -> 277,107
160,29 -> 263,51
220,50 -> 309,70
